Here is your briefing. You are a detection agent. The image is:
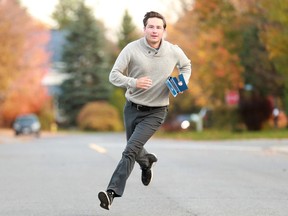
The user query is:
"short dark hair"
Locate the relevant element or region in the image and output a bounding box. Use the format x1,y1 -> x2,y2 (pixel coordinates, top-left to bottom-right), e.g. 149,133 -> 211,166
143,11 -> 167,29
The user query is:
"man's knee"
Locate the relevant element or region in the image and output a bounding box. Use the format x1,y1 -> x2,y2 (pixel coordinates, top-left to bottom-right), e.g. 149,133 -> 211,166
123,142 -> 143,159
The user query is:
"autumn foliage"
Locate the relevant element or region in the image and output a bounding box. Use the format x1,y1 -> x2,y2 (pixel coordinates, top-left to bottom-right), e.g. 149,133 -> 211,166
168,0 -> 243,109
0,0 -> 51,126
167,0 -> 288,130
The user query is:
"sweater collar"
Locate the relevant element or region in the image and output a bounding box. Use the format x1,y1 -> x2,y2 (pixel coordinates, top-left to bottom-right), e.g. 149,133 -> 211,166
140,37 -> 166,56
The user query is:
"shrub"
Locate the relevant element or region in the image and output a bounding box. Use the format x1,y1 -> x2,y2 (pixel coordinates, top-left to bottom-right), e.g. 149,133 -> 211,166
208,106 -> 242,131
77,101 -> 123,131
38,102 -> 55,131
239,95 -> 273,131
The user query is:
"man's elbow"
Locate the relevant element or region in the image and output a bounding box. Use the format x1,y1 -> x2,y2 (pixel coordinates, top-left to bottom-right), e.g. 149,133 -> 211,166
109,73 -> 115,84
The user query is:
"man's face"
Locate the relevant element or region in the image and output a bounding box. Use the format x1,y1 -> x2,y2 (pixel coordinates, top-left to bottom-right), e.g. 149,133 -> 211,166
144,17 -> 165,48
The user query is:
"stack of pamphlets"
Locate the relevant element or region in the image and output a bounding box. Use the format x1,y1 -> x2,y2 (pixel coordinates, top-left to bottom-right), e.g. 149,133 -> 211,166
165,74 -> 188,97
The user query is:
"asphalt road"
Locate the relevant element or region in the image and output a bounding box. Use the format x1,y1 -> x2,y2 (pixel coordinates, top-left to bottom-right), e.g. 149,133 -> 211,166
0,131 -> 288,216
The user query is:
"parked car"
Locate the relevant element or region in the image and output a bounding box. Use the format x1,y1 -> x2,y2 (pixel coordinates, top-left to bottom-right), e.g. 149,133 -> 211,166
162,108 -> 212,131
13,114 -> 41,137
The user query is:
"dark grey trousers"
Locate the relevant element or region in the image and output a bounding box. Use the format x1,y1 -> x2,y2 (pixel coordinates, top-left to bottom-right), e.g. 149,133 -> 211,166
107,101 -> 168,196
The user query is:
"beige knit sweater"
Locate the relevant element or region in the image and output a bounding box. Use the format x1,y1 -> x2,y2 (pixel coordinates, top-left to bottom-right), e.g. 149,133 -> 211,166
109,37 -> 191,107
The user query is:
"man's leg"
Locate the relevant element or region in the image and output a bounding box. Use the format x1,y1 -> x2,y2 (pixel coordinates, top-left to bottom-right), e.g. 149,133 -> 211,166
124,102 -> 167,168
106,104 -> 168,196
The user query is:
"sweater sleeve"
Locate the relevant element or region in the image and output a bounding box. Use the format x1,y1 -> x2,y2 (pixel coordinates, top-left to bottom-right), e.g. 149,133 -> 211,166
175,46 -> 192,84
109,46 -> 137,88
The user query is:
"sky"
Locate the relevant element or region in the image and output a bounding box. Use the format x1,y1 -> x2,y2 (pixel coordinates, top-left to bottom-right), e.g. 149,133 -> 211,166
20,0 -> 183,39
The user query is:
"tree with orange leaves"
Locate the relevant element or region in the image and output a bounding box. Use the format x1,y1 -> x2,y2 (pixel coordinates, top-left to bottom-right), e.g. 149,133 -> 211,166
168,0 -> 243,111
168,0 -> 285,130
0,0 -> 51,126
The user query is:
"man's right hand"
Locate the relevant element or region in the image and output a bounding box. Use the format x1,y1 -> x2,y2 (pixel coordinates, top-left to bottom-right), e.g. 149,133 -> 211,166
136,76 -> 152,89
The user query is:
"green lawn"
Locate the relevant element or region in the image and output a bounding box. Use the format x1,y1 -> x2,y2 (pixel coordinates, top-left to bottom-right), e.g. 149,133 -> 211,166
156,128 -> 288,140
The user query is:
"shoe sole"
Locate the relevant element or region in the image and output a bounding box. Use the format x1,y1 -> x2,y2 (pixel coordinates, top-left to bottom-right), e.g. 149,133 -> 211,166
149,161 -> 155,185
98,191 -> 110,210
150,153 -> 157,184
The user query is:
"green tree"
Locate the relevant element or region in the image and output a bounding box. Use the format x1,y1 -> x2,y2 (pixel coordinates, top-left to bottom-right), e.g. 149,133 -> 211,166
109,10 -> 141,120
51,0 -> 82,29
231,0 -> 286,129
259,0 -> 288,119
239,25 -> 281,97
58,1 -> 112,125
117,9 -> 140,50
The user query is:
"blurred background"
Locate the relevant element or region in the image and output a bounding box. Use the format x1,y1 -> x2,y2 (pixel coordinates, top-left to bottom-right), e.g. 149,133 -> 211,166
0,0 -> 287,135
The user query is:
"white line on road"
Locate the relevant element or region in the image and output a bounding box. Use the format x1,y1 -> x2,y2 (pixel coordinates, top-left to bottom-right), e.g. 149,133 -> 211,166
89,143 -> 107,154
